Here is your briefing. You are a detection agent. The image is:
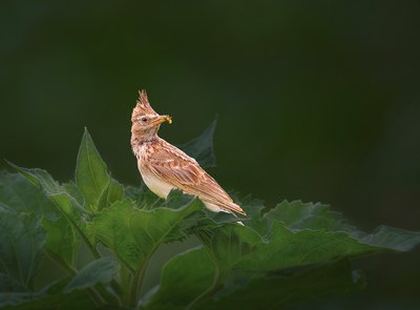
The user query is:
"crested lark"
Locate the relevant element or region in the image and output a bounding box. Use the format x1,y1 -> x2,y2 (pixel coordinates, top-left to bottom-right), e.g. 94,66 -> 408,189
130,90 -> 246,217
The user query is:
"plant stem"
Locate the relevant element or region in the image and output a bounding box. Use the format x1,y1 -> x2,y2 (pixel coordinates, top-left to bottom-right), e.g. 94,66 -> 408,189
128,216 -> 189,306
61,210 -> 100,258
53,200 -> 124,303
128,257 -> 150,306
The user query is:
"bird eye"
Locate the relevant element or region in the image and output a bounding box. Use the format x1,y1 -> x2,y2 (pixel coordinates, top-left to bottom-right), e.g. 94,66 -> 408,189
140,117 -> 148,123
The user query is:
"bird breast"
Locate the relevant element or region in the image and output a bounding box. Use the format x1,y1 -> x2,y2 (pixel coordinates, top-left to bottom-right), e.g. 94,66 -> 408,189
140,168 -> 174,199
136,143 -> 175,199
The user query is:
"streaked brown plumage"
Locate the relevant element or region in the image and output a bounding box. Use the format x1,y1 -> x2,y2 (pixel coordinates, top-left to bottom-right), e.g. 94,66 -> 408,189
130,90 -> 246,216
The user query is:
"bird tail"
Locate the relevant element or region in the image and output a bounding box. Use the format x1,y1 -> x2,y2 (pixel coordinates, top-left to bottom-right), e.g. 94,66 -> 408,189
222,201 -> 247,217
203,201 -> 247,224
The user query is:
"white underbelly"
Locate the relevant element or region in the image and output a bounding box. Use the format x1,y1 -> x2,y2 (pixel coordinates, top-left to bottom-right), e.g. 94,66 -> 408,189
203,202 -> 224,213
141,171 -> 174,199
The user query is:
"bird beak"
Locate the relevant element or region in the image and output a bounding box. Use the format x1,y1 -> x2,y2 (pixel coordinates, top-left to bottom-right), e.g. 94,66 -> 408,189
154,115 -> 172,125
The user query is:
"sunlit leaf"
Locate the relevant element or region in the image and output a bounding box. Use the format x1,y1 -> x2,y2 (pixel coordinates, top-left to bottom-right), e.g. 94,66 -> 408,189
63,181 -> 84,206
97,178 -> 124,210
90,197 -> 202,271
75,128 -> 111,210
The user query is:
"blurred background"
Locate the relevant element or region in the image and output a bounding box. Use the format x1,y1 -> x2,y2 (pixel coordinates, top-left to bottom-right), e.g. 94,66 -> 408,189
1,0 -> 419,308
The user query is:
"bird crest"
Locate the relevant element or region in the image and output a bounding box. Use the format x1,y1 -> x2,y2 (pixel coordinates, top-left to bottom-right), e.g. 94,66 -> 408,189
132,89 -> 158,121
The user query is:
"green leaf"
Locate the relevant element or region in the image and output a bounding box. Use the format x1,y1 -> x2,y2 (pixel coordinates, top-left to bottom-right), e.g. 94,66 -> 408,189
144,246 -> 364,310
0,171 -> 56,218
1,289 -> 95,309
42,215 -> 79,267
46,191 -> 98,260
235,222 -> 374,272
75,128 -> 111,210
64,257 -> 119,293
263,200 -> 358,233
3,128 -> 420,310
200,260 -> 365,309
63,181 -> 84,206
5,161 -> 61,194
0,273 -> 27,292
90,197 -> 203,304
0,208 -> 46,290
0,279 -> 56,308
358,225 -> 420,251
142,247 -> 215,310
90,198 -> 202,271
125,184 -> 162,209
1,277 -> 117,309
263,200 -> 420,252
0,170 -> 79,266
97,178 -> 124,210
0,291 -> 44,308
180,119 -> 217,168
3,167 -> 82,266
145,199 -> 420,308
164,189 -> 195,210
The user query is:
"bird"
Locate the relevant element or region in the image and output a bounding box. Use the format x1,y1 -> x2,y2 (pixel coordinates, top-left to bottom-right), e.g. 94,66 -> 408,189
130,90 -> 246,218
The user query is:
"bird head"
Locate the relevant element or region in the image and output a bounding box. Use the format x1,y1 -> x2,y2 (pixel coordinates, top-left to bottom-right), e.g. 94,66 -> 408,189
131,90 -> 172,142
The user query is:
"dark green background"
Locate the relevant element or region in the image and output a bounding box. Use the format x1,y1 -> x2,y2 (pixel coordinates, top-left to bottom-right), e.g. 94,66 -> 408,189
1,1 -> 419,308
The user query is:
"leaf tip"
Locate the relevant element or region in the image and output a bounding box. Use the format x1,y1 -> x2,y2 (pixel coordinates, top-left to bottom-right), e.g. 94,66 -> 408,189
3,159 -> 19,172
83,126 -> 91,138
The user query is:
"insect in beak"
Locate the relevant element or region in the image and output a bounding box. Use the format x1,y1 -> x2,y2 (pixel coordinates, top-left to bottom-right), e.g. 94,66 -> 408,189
154,115 -> 172,125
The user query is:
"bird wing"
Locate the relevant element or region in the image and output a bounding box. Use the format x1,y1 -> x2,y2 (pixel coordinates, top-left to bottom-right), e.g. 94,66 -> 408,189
146,140 -> 246,215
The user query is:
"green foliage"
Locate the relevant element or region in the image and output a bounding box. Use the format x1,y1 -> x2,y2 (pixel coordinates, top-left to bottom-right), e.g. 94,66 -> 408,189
91,199 -> 202,272
64,257 -> 119,293
0,125 -> 419,309
75,128 -> 118,211
0,207 -> 45,291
